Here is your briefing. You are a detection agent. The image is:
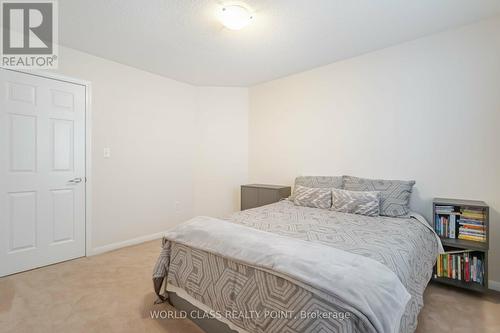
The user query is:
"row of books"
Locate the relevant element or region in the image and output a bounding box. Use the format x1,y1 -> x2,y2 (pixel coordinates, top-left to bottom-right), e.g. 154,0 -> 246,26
434,251 -> 485,285
458,207 -> 486,242
434,205 -> 486,242
435,214 -> 456,238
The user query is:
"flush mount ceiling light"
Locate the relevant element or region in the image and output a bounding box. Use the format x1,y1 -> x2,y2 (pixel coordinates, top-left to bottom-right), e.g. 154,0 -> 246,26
217,4 -> 253,30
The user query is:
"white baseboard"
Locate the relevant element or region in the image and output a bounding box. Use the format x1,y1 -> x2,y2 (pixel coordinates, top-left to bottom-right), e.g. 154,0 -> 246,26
489,280 -> 500,292
89,231 -> 165,256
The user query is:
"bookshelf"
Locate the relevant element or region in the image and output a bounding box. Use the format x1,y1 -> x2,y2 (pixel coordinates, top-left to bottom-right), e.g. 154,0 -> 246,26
432,198 -> 489,292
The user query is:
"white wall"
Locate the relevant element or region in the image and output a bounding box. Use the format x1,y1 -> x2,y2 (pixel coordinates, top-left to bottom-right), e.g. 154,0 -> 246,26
52,46 -> 199,252
249,17 -> 500,282
194,87 -> 249,217
49,47 -> 249,253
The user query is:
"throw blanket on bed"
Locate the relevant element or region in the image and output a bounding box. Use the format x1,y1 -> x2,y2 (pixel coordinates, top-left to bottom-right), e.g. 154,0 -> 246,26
154,216 -> 411,333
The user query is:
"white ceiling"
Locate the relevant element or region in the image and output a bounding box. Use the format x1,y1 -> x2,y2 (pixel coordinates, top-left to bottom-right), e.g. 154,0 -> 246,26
59,0 -> 500,86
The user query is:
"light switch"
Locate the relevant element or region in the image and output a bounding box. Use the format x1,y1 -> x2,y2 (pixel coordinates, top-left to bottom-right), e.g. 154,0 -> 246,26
103,147 -> 111,158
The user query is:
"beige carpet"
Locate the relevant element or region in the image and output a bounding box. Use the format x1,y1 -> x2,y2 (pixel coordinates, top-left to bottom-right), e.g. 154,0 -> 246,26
0,240 -> 499,333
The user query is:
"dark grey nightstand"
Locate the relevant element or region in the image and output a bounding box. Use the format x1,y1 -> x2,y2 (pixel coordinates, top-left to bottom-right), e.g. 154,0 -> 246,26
241,184 -> 291,210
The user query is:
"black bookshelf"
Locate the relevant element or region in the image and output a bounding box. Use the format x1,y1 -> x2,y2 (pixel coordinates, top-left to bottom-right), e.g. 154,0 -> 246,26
432,198 -> 489,292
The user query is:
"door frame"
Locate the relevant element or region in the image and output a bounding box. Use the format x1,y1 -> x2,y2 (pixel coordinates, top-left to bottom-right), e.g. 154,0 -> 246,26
1,68 -> 92,257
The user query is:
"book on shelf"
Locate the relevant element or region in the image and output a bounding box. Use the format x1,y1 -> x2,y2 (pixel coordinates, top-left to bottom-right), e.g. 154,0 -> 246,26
459,228 -> 485,235
459,219 -> 484,225
461,208 -> 485,220
449,214 -> 456,238
435,205 -> 459,215
458,234 -> 486,242
434,251 -> 484,285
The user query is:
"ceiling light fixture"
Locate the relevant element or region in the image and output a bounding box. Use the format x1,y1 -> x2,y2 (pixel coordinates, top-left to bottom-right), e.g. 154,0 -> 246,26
217,4 -> 253,30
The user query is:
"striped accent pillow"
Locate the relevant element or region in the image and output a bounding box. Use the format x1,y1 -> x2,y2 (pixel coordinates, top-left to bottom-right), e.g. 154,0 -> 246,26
330,188 -> 381,217
293,185 -> 332,209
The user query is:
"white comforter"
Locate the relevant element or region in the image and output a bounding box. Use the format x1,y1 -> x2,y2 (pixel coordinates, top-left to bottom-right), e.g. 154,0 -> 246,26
164,215 -> 412,333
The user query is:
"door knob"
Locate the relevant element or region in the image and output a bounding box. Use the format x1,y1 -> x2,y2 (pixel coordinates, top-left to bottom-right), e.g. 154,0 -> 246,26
68,177 -> 83,184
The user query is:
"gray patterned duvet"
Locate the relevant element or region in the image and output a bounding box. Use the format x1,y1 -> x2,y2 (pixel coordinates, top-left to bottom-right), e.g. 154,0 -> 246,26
153,200 -> 440,333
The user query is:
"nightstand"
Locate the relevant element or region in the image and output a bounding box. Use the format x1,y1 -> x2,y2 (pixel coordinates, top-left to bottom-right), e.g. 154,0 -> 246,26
241,184 -> 291,210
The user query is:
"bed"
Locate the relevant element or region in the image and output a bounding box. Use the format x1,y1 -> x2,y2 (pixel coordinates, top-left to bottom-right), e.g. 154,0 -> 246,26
153,178 -> 441,333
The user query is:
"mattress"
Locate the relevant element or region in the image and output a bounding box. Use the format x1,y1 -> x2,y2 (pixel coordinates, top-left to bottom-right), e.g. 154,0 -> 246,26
153,200 -> 440,333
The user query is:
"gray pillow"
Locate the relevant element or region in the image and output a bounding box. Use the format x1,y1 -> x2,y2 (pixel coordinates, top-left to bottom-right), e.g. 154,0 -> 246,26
343,176 -> 415,217
291,176 -> 343,200
330,188 -> 380,217
293,185 -> 332,209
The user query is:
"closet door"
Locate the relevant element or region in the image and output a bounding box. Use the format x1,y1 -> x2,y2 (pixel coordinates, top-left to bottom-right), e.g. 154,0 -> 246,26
0,69 -> 86,277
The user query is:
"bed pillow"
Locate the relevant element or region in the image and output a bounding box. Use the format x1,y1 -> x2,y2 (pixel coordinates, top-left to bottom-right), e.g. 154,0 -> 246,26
343,176 -> 415,217
293,185 -> 332,209
330,188 -> 380,217
290,176 -> 343,200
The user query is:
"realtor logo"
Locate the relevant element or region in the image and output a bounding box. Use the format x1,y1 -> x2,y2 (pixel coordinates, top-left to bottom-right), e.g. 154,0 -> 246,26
1,0 -> 58,68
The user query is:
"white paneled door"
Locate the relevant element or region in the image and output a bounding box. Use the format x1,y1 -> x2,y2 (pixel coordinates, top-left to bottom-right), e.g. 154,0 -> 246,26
0,69 -> 86,277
